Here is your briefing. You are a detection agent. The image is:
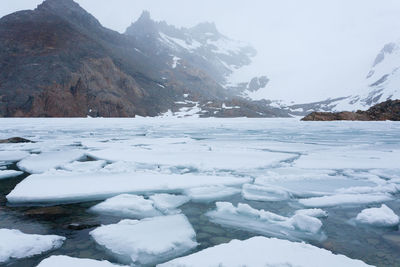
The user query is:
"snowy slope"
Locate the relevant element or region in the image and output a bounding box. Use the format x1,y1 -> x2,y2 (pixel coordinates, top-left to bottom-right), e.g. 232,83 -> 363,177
288,41 -> 400,114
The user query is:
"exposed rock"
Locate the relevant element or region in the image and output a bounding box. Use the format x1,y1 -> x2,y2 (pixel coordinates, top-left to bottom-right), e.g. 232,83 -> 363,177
0,137 -> 33,143
0,1 -> 286,118
302,99 -> 400,121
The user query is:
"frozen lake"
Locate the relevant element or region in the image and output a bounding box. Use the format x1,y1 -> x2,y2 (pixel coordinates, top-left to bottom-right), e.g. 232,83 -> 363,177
0,118 -> 399,266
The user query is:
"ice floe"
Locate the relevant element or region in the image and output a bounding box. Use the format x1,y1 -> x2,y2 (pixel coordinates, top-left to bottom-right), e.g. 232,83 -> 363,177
207,202 -> 325,241
184,186 -> 240,202
295,209 -> 328,218
295,147 -> 400,169
37,255 -> 128,267
90,215 -> 197,265
149,194 -> 190,212
158,236 -> 372,267
90,194 -> 162,218
0,151 -> 29,162
0,229 -> 65,263
60,160 -> 107,172
299,193 -> 393,208
17,150 -> 86,174
356,204 -> 399,227
7,171 -> 250,204
0,170 -> 23,179
88,147 -> 294,171
242,184 -> 291,201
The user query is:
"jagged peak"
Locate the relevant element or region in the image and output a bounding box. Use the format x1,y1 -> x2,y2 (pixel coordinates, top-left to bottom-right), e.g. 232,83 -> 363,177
36,0 -> 101,28
190,22 -> 219,35
372,42 -> 399,68
125,10 -> 159,36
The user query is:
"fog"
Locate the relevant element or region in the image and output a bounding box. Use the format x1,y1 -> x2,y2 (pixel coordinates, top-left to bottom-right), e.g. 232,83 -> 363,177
2,0 -> 400,103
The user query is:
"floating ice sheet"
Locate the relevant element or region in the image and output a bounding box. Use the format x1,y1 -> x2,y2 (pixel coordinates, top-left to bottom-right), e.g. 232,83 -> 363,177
356,204 -> 399,227
184,186 -> 240,202
207,202 -> 325,241
295,147 -> 400,169
17,150 -> 86,174
0,229 -> 65,263
88,147 -> 295,171
90,194 -> 162,219
37,255 -> 128,267
7,170 -> 250,204
149,194 -> 190,212
158,236 -> 372,267
90,215 -> 197,266
299,193 -> 393,208
0,170 -> 23,180
60,160 -> 107,172
242,184 -> 291,201
0,151 -> 29,162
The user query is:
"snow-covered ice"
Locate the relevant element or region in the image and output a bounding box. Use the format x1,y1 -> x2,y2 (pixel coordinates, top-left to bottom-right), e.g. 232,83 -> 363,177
0,229 -> 65,263
37,255 -> 128,267
356,204 -> 399,227
184,186 -> 240,202
149,194 -> 190,212
88,147 -> 295,171
299,193 -> 393,208
207,202 -> 325,241
90,215 -> 197,265
7,171 -> 250,204
158,236 -> 372,267
0,170 -> 23,179
295,209 -> 328,218
242,184 -> 291,201
0,151 -> 29,162
90,194 -> 162,218
17,150 -> 86,174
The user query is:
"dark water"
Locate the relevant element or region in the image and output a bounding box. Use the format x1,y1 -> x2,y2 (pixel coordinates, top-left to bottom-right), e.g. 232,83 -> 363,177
1,165 -> 400,267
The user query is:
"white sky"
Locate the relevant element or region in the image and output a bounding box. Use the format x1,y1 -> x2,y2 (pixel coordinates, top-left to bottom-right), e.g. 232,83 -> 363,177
2,0 -> 400,103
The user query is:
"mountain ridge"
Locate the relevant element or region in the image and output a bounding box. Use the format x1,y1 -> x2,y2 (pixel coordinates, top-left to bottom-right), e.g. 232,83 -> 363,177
0,0 -> 288,118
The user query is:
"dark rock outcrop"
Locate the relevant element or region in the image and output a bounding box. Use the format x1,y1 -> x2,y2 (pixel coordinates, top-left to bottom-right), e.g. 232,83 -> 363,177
302,100 -> 400,121
0,137 -> 33,143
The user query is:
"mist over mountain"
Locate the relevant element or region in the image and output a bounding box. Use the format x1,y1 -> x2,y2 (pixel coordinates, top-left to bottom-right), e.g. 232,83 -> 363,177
0,0 -> 287,117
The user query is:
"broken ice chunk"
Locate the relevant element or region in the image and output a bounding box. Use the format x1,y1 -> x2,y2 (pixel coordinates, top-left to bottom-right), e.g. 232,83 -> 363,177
299,193 -> 393,208
0,151 -> 29,162
0,170 -> 23,180
158,236 -> 372,267
149,194 -> 190,213
90,215 -> 197,266
90,194 -> 162,219
242,184 -> 291,201
17,150 -> 86,174
207,202 -> 325,241
184,186 -> 240,202
0,229 -> 65,263
356,204 -> 399,227
37,255 -> 128,267
295,209 -> 328,218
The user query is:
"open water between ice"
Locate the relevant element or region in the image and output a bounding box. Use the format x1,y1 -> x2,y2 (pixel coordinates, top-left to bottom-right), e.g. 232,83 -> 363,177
0,118 -> 399,266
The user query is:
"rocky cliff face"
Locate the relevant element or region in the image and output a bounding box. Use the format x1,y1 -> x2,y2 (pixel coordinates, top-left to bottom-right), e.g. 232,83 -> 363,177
301,99 -> 400,121
0,0 -> 287,118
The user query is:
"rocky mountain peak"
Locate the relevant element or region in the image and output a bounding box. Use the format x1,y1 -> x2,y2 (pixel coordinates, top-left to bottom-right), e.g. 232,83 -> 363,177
36,0 -> 101,29
372,42 -> 398,68
125,10 -> 159,38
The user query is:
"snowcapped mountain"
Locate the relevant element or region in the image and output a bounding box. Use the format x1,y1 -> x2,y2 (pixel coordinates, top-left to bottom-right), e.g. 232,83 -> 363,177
125,11 -> 269,95
287,41 -> 400,115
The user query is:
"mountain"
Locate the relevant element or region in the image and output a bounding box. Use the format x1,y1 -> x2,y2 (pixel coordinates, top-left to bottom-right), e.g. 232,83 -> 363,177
0,0 -> 287,118
287,41 -> 400,115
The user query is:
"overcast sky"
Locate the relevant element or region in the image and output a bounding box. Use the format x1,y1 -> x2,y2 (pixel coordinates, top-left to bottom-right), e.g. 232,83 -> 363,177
2,0 -> 400,102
